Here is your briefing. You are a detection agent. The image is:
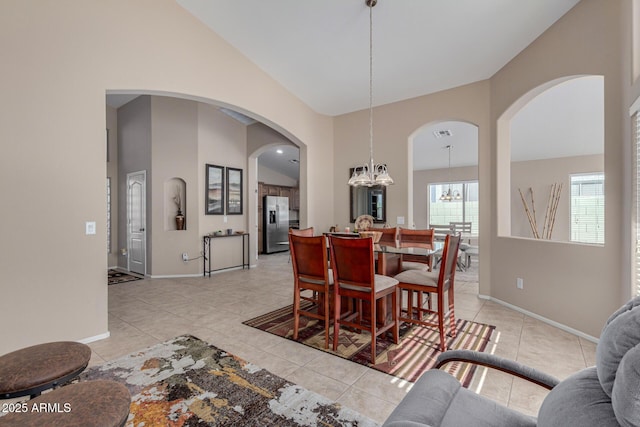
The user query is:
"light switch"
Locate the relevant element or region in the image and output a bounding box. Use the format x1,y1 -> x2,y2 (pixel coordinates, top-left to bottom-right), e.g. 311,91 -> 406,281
397,216 -> 405,225
85,221 -> 96,235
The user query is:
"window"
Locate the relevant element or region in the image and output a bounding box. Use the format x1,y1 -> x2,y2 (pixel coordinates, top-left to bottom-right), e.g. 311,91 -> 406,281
428,181 -> 478,234
570,173 -> 604,244
634,108 -> 640,295
107,177 -> 111,253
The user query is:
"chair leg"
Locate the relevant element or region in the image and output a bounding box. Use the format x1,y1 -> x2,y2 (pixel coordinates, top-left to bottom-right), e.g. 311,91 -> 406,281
437,292 -> 446,352
293,283 -> 300,340
392,288 -> 399,344
370,298 -> 377,364
407,289 -> 413,320
323,291 -> 330,349
333,290 -> 341,352
448,288 -> 457,338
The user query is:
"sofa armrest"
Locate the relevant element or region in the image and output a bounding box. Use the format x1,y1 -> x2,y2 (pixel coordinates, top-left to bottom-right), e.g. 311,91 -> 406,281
435,349 -> 560,390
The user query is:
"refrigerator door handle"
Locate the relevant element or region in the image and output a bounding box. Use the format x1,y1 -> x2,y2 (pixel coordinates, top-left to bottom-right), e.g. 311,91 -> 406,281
275,204 -> 279,229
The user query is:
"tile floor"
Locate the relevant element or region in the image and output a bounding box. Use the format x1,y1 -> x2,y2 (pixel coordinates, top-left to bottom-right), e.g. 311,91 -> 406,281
92,253 -> 597,424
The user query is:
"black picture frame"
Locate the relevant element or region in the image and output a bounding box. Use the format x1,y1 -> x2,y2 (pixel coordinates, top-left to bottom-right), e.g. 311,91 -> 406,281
226,167 -> 243,215
205,164 -> 225,215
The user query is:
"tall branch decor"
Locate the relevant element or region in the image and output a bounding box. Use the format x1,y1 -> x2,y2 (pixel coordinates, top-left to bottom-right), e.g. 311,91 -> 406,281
518,183 -> 563,239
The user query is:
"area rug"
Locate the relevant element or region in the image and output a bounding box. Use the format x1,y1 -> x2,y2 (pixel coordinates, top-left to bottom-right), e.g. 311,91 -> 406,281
108,269 -> 143,285
75,335 -> 378,427
243,302 -> 495,386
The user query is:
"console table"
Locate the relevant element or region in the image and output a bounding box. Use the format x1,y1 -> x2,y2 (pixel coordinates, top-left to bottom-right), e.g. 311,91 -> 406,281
203,233 -> 250,277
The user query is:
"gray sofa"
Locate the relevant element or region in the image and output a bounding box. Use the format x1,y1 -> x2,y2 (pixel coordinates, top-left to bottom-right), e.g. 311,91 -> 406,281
383,297 -> 640,427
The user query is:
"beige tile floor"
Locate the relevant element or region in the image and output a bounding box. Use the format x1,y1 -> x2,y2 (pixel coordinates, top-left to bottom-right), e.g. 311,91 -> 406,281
92,253 -> 597,424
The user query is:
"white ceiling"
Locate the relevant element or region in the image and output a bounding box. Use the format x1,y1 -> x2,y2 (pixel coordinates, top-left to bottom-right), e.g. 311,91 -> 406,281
107,1 -> 600,175
413,76 -> 604,171
258,145 -> 300,180
177,0 -> 581,116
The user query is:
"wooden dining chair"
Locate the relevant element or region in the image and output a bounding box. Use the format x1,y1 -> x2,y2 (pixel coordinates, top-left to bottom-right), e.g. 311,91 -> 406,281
289,227 -> 314,237
287,227 -> 314,263
367,226 -> 399,247
398,228 -> 436,312
398,228 -> 435,272
393,234 -> 461,352
289,233 -> 333,348
328,236 -> 400,364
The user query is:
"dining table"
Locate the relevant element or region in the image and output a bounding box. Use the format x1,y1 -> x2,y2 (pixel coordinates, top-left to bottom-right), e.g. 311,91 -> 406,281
374,242 -> 442,276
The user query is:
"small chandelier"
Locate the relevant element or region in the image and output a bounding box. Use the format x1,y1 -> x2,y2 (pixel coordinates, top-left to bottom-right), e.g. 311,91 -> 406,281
440,145 -> 461,201
348,0 -> 393,187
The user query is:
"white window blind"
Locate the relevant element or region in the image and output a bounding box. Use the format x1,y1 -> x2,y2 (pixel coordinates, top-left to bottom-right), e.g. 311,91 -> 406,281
570,173 -> 604,244
635,111 -> 640,296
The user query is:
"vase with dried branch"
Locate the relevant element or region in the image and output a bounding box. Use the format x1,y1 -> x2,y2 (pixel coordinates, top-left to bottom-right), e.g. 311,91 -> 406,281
174,187 -> 185,230
518,183 -> 562,239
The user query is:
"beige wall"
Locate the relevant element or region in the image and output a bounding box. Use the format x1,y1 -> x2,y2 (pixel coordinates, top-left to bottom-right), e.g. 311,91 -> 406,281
491,0 -> 626,337
151,96 -> 200,276
510,154 -> 603,241
334,80 -> 492,294
1,0 -> 636,354
197,103 -> 249,271
0,0 -> 333,354
335,0 -> 634,338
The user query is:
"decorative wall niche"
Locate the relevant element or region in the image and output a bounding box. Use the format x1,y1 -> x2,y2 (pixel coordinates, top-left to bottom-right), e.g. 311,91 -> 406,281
165,177 -> 187,231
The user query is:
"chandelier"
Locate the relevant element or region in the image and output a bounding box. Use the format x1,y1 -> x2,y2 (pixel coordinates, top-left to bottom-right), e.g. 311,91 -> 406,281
440,145 -> 461,201
348,0 -> 393,187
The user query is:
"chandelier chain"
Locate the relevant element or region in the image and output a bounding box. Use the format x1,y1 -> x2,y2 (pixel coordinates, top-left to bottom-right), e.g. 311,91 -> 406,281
369,1 -> 374,167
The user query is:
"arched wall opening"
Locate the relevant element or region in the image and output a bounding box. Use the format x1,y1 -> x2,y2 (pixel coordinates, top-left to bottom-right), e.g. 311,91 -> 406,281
497,75 -> 604,244
106,89 -> 308,271
409,120 -> 480,285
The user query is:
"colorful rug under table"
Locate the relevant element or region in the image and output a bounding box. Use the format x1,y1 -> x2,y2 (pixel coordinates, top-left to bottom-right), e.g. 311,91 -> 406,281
74,335 -> 378,427
243,301 -> 496,386
108,269 -> 143,286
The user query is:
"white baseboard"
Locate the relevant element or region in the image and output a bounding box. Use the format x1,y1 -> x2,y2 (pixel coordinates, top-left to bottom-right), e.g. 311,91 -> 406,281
79,331 -> 110,344
148,273 -> 204,279
150,265 -> 256,278
478,294 -> 599,344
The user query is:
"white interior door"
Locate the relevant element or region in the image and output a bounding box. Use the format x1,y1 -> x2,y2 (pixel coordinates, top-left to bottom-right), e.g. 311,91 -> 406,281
127,171 -> 146,275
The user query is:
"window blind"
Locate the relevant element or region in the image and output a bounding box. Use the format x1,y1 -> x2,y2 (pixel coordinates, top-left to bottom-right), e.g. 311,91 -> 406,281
635,111 -> 640,295
570,173 -> 604,244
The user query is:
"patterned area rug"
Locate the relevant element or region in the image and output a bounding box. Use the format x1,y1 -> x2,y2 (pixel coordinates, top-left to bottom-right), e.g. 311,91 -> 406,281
243,302 -> 495,385
76,335 -> 378,426
108,269 -> 143,286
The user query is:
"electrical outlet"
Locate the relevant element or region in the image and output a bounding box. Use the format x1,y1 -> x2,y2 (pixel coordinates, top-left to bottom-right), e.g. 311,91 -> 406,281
182,253 -> 188,262
516,277 -> 524,290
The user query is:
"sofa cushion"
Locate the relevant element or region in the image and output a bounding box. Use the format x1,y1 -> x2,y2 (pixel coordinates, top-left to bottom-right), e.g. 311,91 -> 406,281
382,370 -> 536,427
612,344 -> 640,426
538,367 -> 618,427
596,299 -> 640,397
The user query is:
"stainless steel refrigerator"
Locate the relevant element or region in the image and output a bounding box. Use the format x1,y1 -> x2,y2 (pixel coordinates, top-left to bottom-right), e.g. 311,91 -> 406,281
263,196 -> 289,254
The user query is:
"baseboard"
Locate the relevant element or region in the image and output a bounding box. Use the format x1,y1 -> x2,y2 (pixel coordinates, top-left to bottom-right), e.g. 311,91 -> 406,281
148,273 -> 204,279
149,264 -> 258,279
478,294 -> 599,344
79,331 -> 110,344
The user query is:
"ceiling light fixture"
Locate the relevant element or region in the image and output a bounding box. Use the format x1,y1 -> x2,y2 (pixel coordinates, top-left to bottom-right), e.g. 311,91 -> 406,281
440,145 -> 461,201
348,0 -> 393,187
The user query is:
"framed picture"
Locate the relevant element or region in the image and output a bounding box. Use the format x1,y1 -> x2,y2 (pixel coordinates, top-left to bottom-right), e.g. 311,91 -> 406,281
205,164 -> 225,215
226,167 -> 243,215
